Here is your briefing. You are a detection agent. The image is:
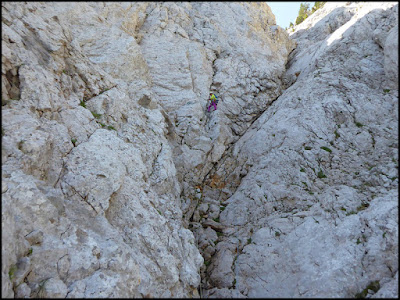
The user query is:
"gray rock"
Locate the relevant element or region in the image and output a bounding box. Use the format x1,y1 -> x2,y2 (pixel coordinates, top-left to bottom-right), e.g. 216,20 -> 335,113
202,219 -> 225,232
14,282 -> 31,298
1,1 -> 397,299
384,25 -> 398,89
11,257 -> 31,286
371,272 -> 398,298
198,1 -> 398,298
39,278 -> 68,298
198,203 -> 209,215
25,230 -> 44,246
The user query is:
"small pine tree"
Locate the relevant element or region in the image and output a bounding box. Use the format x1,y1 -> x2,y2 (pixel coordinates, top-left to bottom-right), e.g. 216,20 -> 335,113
314,2 -> 326,10
295,3 -> 310,25
311,2 -> 326,13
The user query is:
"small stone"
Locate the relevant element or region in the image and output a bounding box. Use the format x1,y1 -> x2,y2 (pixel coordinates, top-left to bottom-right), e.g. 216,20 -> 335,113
198,203 -> 209,215
15,282 -> 31,298
40,278 -> 68,298
208,204 -> 220,219
12,257 -> 31,286
192,210 -> 201,222
204,227 -> 218,243
2,183 -> 8,193
25,230 -> 44,245
202,219 -> 225,232
92,246 -> 101,259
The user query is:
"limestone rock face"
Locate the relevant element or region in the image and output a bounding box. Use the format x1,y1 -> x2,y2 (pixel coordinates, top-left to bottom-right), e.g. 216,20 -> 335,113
1,2 -> 202,298
1,1 -> 292,298
134,2 -> 296,204
198,2 -> 398,298
384,25 -> 399,89
1,1 -> 398,299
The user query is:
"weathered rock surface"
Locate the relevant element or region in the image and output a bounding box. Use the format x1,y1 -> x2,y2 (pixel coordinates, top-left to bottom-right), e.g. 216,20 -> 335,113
1,1 -> 398,299
132,2 -> 296,215
197,2 -> 398,298
1,2 -> 203,298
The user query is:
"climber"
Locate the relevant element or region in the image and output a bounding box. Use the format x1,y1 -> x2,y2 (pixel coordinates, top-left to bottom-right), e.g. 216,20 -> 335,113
207,92 -> 218,112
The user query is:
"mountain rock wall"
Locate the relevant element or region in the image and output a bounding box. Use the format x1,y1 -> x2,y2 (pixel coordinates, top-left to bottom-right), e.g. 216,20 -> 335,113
1,2 -> 292,298
2,2 -> 201,298
197,2 -> 398,298
1,1 -> 398,299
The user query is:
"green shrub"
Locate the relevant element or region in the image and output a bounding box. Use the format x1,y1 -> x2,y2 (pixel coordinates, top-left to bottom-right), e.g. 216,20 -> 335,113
304,146 -> 312,150
79,100 -> 86,108
8,264 -> 17,280
91,111 -> 102,119
317,170 -> 326,178
295,2 -> 326,26
300,168 -> 305,172
355,122 -> 364,128
17,140 -> 25,151
313,2 -> 326,11
320,146 -> 332,153
355,281 -> 380,298
356,203 -> 369,212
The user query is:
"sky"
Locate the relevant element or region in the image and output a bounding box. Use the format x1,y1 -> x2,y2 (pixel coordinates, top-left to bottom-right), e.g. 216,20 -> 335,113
267,2 -> 315,28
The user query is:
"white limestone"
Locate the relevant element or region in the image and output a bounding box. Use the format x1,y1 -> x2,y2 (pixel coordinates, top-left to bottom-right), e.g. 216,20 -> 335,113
1,1 -> 398,299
